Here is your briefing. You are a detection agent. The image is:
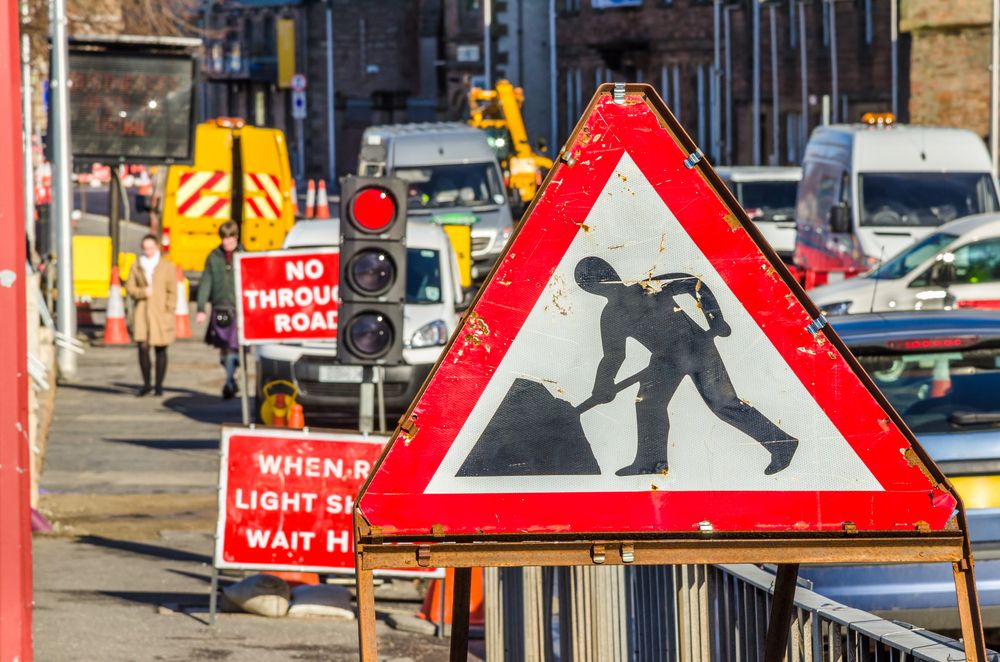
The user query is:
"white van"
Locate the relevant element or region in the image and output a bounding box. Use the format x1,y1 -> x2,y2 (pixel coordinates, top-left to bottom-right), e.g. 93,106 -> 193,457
716,166 -> 801,261
358,122 -> 515,283
809,212 -> 1000,315
794,119 -> 999,288
254,219 -> 462,423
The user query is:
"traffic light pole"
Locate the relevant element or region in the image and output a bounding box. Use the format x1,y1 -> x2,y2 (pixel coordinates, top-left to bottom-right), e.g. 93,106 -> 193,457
0,1 -> 33,659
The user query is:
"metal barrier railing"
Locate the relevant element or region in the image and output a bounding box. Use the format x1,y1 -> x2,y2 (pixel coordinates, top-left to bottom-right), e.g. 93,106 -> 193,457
485,563 -> 997,661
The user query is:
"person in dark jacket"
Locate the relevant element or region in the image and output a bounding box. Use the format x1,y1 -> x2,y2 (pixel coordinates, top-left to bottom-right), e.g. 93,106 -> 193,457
196,221 -> 241,398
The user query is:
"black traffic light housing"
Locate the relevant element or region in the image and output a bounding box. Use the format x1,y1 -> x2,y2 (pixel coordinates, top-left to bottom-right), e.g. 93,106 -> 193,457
337,175 -> 408,365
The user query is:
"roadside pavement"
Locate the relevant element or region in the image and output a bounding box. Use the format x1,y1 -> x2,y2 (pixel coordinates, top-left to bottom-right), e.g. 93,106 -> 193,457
34,322 -> 477,661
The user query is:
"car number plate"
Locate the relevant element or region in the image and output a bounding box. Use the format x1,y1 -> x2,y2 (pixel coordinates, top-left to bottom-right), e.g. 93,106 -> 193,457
317,365 -> 364,383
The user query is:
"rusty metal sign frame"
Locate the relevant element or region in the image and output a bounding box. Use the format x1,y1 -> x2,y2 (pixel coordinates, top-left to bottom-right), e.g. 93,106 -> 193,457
353,84 -> 987,661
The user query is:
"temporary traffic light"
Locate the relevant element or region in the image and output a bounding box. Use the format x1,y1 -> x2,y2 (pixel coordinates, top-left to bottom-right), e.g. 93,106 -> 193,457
337,175 -> 408,365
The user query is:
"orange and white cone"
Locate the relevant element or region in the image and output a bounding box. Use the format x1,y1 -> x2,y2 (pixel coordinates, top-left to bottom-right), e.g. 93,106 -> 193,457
175,266 -> 192,339
290,179 -> 299,217
304,179 -> 316,219
315,181 -> 331,219
103,265 -> 131,345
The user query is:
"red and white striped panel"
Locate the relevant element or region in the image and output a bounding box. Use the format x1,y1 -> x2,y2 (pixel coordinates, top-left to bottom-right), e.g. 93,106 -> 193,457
177,171 -> 231,219
243,172 -> 283,220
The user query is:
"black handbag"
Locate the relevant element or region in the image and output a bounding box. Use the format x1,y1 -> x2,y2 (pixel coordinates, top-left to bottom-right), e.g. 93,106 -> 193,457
214,308 -> 233,328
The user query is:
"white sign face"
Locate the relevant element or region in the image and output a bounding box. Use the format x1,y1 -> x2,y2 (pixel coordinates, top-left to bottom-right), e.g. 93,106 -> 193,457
291,73 -> 307,92
292,90 -> 307,120
425,152 -> 882,495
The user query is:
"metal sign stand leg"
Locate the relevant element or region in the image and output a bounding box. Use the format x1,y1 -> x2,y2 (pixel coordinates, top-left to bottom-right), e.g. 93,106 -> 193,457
208,567 -> 219,626
359,369 -> 374,435
449,567 -> 472,662
762,563 -> 799,662
239,344 -> 250,425
356,546 -> 378,661
438,571 -> 447,638
375,366 -> 386,433
953,555 -> 988,661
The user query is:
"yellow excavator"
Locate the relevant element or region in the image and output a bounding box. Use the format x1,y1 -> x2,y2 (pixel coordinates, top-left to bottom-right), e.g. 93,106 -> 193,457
468,80 -> 553,214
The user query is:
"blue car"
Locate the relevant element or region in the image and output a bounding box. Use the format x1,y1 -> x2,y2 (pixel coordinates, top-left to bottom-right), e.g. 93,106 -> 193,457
799,310 -> 1000,632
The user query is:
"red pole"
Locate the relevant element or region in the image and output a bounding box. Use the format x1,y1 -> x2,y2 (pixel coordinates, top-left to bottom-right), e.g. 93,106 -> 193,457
0,0 -> 33,658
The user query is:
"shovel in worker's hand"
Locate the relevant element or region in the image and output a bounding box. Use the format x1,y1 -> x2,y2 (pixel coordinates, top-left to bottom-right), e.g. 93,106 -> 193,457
456,370 -> 647,477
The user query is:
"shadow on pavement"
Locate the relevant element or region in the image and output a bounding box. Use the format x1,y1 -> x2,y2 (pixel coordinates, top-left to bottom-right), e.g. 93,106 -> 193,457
161,393 -> 246,425
76,535 -> 212,565
99,590 -> 208,608
102,437 -> 218,451
58,382 -> 134,396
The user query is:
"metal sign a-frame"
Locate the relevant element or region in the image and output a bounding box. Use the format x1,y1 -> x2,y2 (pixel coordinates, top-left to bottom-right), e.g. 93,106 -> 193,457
352,84 -> 987,661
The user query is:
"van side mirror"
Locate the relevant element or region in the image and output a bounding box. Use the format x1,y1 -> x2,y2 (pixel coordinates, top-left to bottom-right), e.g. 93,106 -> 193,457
828,203 -> 851,234
930,259 -> 957,287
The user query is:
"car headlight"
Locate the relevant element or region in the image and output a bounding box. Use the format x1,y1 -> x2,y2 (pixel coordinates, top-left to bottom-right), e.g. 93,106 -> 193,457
821,301 -> 852,316
409,320 -> 449,349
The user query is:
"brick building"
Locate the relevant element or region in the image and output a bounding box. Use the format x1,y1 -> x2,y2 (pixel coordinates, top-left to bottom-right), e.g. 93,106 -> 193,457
201,0 -> 444,184
555,0 -> 908,165
900,0 -> 991,139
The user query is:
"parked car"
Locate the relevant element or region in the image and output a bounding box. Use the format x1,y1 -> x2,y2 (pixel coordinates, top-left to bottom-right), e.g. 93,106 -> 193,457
357,122 -> 515,283
716,166 -> 801,262
799,310 -> 1000,631
809,212 -> 1000,316
794,117 -> 999,288
254,219 -> 462,424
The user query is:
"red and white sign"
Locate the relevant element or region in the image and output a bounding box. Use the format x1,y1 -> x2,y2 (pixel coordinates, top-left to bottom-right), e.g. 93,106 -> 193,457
215,427 -> 440,576
357,85 -> 957,537
235,248 -> 339,345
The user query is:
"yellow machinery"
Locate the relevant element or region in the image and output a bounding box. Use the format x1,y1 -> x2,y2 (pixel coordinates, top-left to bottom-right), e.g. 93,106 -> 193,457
71,235 -> 135,299
468,80 -> 553,211
159,118 -> 296,278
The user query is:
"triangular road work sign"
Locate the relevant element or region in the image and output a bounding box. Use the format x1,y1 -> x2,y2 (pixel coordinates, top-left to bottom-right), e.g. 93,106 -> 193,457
357,84 -> 957,538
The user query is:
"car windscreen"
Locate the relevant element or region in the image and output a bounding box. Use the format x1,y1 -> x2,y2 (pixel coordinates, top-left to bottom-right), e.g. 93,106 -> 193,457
737,180 -> 798,221
859,172 -> 998,227
856,346 -> 1000,433
395,163 -> 504,210
867,232 -> 958,280
406,248 -> 442,304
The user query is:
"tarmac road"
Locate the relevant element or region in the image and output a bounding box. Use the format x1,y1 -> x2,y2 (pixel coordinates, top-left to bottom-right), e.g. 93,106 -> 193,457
33,320 -> 480,661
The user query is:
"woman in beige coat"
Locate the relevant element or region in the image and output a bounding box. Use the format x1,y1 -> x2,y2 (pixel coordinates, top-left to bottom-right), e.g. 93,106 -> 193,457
126,234 -> 177,396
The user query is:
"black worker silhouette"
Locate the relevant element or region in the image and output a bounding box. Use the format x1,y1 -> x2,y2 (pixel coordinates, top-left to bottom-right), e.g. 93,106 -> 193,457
576,256 -> 798,476
454,257 -> 798,478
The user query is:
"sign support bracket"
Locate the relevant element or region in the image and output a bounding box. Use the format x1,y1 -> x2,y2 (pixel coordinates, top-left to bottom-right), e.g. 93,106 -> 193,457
208,566 -> 219,626
239,343 -> 250,425
762,563 -> 798,662
352,514 -> 988,662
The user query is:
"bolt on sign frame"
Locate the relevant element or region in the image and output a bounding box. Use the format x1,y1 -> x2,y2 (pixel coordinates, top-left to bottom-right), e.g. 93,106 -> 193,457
352,84 -> 987,662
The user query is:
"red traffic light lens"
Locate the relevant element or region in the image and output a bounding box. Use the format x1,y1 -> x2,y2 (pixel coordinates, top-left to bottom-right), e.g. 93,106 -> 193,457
350,187 -> 396,233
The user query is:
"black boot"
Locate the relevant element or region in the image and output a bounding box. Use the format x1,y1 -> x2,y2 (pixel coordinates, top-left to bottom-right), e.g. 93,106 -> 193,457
764,439 -> 799,475
153,346 -> 168,396
137,343 -> 152,396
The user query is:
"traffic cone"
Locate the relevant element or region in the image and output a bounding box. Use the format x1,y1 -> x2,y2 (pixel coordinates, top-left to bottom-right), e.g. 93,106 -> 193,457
103,265 -> 131,345
416,568 -> 485,630
315,181 -> 331,219
174,266 -> 191,339
272,393 -> 288,427
264,571 -> 319,587
288,403 -> 305,429
304,179 -> 316,219
290,179 -> 299,217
